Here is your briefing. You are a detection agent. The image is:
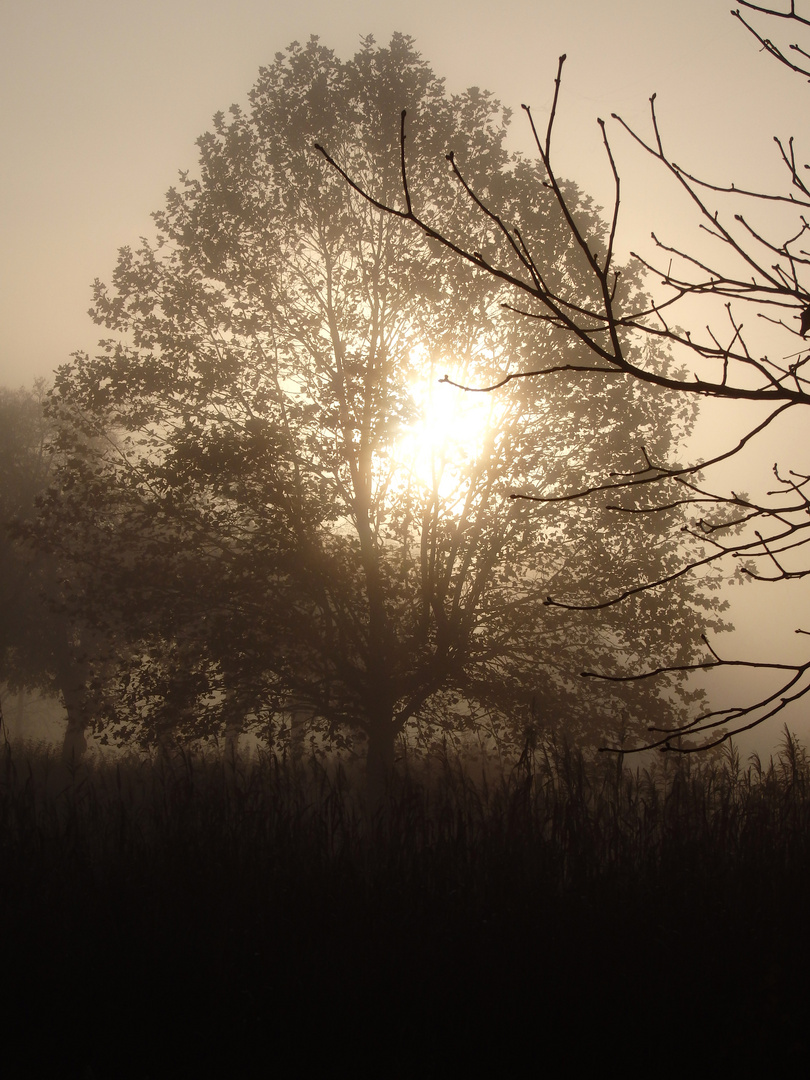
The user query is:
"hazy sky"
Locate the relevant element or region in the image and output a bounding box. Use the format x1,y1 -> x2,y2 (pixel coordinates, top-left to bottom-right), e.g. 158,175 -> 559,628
2,0 -> 802,387
3,0 -> 808,752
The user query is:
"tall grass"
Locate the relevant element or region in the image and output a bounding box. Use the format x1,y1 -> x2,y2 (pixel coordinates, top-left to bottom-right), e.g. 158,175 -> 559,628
2,730 -> 809,1076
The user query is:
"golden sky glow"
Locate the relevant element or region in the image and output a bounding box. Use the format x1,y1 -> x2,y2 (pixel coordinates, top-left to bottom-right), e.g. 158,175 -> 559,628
1,0 -> 804,387
2,0 -> 809,755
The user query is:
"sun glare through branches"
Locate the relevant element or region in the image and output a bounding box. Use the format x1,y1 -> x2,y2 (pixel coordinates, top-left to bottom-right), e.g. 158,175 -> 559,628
395,348 -> 503,498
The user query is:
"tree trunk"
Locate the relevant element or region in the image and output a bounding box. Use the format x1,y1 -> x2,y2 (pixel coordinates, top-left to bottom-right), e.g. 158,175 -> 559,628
365,721 -> 396,808
156,725 -> 182,771
224,725 -> 240,760
289,704 -> 308,762
224,704 -> 243,786
59,677 -> 88,766
3,687 -> 26,744
224,712 -> 242,762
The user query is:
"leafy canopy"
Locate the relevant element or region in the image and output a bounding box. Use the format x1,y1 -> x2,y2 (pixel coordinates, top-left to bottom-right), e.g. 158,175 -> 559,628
36,35 -> 720,769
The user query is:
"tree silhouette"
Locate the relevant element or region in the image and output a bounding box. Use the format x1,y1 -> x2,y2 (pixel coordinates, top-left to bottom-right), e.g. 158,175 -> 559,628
317,9 -> 810,752
0,384 -> 55,708
0,383 -> 110,759
37,35 -> 718,786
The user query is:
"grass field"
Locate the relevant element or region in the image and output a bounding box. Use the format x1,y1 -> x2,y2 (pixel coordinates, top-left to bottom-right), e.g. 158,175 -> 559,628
2,730 -> 809,1077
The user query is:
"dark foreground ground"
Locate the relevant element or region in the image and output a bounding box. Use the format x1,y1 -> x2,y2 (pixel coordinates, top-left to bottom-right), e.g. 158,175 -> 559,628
2,737 -> 809,1078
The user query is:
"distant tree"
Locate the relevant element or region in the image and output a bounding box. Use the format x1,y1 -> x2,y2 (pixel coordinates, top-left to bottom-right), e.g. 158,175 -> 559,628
319,8 -> 810,753
39,35 -> 718,789
0,383 -> 104,758
0,383 -> 53,698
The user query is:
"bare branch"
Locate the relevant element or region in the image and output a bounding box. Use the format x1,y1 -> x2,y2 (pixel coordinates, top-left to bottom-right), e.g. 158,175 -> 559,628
318,5 -> 810,755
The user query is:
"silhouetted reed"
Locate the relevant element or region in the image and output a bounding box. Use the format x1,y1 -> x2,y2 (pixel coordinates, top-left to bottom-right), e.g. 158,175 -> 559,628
2,728 -> 809,1076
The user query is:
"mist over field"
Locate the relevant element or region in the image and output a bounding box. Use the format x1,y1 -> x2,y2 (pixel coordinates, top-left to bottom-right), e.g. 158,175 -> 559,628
3,1 -> 810,1074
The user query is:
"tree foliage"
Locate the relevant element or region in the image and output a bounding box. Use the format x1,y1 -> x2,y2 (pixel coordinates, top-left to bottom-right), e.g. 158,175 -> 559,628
0,383 -> 55,694
0,382 -> 105,757
318,9 -> 810,751
35,35 -> 718,779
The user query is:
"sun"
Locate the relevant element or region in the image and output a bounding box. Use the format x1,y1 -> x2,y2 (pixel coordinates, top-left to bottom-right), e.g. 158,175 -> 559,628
395,357 -> 502,496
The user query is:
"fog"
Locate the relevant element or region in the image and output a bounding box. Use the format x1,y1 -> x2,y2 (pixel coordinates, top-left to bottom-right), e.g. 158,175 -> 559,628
3,2 -> 810,760
2,0 -> 802,385
4,7 -> 810,1072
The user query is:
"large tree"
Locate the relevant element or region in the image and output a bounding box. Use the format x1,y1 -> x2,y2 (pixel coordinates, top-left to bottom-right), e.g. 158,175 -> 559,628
38,35 -> 716,786
320,9 -> 810,753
